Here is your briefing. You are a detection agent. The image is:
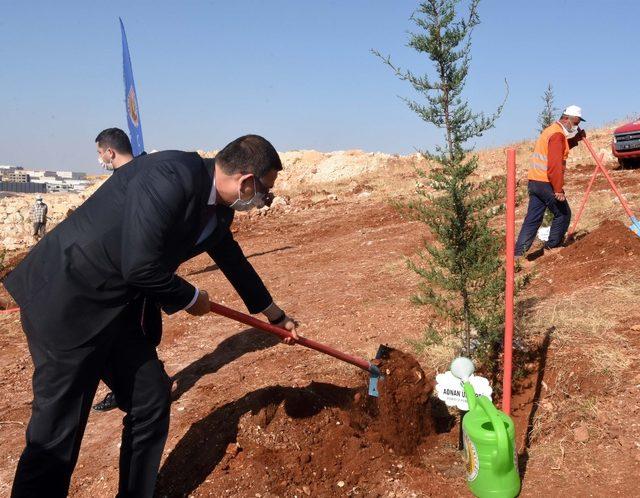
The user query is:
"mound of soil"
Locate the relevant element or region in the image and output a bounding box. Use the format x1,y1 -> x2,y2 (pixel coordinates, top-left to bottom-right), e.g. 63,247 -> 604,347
565,219 -> 639,261
539,219 -> 640,291
352,348 -> 434,455
156,349 -> 438,497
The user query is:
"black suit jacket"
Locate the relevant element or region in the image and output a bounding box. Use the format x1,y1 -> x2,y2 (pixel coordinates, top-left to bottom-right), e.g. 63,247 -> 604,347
3,151 -> 272,349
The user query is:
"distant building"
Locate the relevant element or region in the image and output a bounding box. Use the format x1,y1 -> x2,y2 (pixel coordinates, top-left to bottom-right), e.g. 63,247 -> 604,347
0,165 -> 92,193
65,179 -> 91,190
0,165 -> 23,181
47,184 -> 73,193
0,181 -> 46,194
24,170 -> 56,179
4,171 -> 30,183
56,170 -> 87,180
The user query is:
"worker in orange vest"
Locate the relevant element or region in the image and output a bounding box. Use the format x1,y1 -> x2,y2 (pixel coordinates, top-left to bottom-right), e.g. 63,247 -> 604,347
515,105 -> 586,259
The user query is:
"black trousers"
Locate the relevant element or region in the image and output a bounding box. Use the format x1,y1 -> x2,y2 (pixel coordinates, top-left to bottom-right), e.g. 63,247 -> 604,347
11,302 -> 172,498
515,180 -> 571,256
32,222 -> 46,238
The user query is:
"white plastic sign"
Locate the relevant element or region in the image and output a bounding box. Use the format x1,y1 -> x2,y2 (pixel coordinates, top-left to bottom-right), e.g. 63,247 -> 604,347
435,371 -> 493,411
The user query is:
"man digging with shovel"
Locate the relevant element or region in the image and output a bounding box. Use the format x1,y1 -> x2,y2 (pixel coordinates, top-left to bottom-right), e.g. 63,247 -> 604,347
4,135 -> 298,498
515,105 -> 587,263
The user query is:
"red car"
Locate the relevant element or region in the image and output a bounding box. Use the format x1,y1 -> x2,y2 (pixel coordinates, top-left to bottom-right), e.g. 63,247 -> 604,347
612,119 -> 640,168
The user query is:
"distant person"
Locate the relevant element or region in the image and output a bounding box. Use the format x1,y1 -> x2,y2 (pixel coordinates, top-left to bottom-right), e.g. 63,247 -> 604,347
95,127 -> 135,170
30,195 -> 48,241
92,128 -> 144,413
515,105 -> 587,260
5,135 -> 297,497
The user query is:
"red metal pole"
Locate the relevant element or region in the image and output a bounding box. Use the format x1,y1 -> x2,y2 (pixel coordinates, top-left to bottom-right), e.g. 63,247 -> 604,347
503,149 -> 516,415
209,301 -> 376,374
567,163 -> 600,240
582,138 -> 637,220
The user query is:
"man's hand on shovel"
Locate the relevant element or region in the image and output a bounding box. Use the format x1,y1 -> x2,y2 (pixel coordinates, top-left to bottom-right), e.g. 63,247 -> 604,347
186,289 -> 211,316
263,302 -> 300,344
193,296 -> 300,344
275,316 -> 299,345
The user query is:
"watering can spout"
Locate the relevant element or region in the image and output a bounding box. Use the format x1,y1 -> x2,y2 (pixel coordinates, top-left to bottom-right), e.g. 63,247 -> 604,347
463,381 -> 478,411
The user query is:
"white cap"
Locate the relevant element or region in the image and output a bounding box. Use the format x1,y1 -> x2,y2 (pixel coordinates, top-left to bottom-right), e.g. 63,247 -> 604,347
563,105 -> 586,122
35,195 -> 43,201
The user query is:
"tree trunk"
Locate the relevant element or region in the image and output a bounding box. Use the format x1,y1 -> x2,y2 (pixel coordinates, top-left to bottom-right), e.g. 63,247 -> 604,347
462,288 -> 471,356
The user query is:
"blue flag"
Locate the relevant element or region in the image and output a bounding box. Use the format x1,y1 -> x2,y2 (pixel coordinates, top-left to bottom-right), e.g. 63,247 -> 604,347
119,18 -> 144,156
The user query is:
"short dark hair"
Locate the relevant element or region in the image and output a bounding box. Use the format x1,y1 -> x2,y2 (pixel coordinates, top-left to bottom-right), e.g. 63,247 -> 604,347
215,135 -> 282,178
95,128 -> 133,155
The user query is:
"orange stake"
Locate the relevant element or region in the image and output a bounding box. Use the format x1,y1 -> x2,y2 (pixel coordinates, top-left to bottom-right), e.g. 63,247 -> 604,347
503,149 -> 516,415
567,157 -> 600,240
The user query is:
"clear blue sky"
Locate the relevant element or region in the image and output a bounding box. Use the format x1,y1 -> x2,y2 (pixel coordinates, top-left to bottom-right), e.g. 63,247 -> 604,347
1,0 -> 638,173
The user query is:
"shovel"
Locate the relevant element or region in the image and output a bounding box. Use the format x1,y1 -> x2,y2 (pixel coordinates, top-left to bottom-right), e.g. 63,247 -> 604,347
571,137 -> 640,237
209,301 -> 386,396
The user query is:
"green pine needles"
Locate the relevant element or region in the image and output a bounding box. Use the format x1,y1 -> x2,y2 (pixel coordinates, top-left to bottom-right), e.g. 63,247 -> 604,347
374,0 -> 508,365
538,83 -> 557,133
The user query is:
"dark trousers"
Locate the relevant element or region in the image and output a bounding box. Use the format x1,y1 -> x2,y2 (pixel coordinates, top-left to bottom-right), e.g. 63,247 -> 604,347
515,180 -> 571,256
11,302 -> 171,498
32,222 -> 46,238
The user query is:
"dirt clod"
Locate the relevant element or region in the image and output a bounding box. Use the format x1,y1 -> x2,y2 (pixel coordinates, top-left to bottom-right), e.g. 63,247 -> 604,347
573,425 -> 589,443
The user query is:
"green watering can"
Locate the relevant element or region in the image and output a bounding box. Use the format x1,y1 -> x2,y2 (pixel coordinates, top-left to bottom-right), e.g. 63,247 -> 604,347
451,357 -> 521,498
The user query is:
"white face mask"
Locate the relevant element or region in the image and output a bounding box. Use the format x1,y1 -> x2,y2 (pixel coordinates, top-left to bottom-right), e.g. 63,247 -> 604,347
229,177 -> 267,211
98,150 -> 114,171
562,120 -> 579,139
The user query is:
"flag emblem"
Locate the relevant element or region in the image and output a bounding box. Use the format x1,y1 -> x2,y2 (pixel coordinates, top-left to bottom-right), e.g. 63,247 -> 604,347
120,17 -> 144,155
127,86 -> 139,127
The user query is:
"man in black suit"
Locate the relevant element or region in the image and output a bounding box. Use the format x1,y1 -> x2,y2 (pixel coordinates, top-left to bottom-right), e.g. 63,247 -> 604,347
4,135 -> 297,498
93,127 -> 143,412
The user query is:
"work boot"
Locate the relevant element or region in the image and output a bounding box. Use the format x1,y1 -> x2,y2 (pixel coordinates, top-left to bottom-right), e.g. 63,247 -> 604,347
530,239 -> 545,252
92,392 -> 118,412
515,255 -> 533,272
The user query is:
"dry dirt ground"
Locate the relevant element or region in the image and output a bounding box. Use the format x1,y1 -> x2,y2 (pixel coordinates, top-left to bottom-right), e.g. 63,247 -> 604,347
1,148 -> 639,497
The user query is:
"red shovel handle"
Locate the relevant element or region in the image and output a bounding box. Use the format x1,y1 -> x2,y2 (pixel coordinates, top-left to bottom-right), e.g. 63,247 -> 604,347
0,300 -> 19,314
208,301 -> 375,374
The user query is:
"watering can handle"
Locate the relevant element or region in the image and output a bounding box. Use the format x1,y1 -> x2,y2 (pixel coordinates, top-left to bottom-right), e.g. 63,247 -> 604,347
477,396 -> 511,474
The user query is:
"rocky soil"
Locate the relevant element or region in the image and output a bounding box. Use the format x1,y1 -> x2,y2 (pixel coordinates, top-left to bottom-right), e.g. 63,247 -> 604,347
1,122 -> 638,496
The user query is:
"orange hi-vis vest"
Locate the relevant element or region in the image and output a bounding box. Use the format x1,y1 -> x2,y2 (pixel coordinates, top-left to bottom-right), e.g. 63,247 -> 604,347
528,122 -> 569,183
